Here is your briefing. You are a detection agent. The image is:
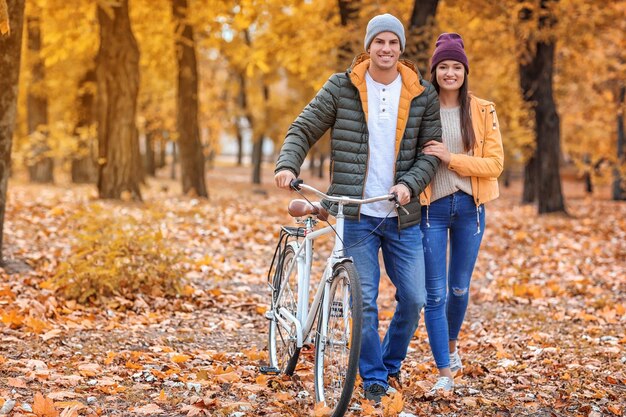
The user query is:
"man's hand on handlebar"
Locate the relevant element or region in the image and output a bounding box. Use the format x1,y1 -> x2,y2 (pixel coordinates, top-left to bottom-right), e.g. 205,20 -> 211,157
274,170 -> 296,190
389,183 -> 411,206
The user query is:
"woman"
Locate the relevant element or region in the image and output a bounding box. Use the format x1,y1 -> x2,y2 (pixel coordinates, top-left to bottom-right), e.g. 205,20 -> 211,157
420,33 -> 504,394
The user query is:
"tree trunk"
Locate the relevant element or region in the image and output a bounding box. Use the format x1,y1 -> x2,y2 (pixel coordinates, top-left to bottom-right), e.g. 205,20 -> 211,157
236,71 -> 248,167
522,154 -> 537,203
251,83 -> 269,185
207,147 -> 215,170
251,134 -> 263,185
72,150 -> 96,185
0,0 -> 25,262
518,0 -> 565,214
236,128 -> 244,166
584,172 -> 593,194
72,68 -> 97,183
318,153 -> 326,179
236,67 -> 258,184
96,0 -> 142,200
529,44 -> 565,214
26,15 -> 53,183
144,130 -> 156,177
170,141 -> 177,180
309,151 -> 317,175
407,0 -> 439,76
71,155 -> 95,183
173,0 -> 207,198
613,86 -> 625,200
157,135 -> 167,168
337,0 -> 360,69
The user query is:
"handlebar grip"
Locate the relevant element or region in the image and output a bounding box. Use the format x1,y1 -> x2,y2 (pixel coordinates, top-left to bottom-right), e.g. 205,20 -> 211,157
389,192 -> 410,214
290,178 -> 303,191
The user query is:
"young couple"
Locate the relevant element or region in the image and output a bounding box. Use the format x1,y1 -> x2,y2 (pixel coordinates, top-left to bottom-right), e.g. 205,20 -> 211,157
274,13 -> 504,402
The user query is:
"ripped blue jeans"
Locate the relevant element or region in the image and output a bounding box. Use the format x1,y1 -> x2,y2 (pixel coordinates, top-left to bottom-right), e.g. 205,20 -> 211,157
420,191 -> 485,369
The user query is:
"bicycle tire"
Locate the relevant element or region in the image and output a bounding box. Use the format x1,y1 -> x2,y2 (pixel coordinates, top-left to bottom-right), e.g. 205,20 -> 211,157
268,245 -> 301,375
313,260 -> 362,417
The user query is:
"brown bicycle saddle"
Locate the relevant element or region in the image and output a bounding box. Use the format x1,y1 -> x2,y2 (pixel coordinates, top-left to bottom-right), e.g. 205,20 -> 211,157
287,199 -> 329,221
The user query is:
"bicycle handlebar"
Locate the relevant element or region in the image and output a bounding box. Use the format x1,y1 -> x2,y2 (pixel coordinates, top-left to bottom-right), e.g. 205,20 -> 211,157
290,179 -> 408,214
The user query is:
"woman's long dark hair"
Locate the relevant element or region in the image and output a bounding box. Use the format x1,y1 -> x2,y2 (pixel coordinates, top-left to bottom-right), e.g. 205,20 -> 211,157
430,68 -> 476,152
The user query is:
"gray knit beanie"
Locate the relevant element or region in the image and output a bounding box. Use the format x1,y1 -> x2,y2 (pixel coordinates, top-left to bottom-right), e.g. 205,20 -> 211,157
364,14 -> 406,52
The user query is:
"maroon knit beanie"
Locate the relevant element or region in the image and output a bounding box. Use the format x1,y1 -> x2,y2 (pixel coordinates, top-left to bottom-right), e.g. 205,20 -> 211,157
430,33 -> 469,74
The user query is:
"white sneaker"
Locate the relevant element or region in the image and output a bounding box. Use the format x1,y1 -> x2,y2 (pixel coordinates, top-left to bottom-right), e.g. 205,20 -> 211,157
427,376 -> 454,396
450,349 -> 463,373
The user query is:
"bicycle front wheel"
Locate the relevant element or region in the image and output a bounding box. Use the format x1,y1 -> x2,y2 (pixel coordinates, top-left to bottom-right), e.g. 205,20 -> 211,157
314,261 -> 362,417
268,245 -> 300,375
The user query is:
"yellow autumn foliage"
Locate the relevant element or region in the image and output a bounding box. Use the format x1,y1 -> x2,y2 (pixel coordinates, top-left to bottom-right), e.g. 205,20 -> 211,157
51,206 -> 185,303
7,0 -> 623,191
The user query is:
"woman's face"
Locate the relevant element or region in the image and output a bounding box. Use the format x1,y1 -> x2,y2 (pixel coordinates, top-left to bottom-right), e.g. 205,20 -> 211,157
436,60 -> 465,92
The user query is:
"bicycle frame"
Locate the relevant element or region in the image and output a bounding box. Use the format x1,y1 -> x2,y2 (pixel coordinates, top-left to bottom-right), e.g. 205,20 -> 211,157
272,184 -> 395,352
275,200 -> 349,349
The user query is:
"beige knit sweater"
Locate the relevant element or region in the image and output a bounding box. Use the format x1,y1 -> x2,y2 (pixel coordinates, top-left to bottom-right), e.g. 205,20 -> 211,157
430,107 -> 473,202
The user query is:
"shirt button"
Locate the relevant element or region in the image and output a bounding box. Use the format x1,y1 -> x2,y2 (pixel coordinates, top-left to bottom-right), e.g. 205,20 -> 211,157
382,109 -> 385,112
382,89 -> 386,92
382,98 -> 386,101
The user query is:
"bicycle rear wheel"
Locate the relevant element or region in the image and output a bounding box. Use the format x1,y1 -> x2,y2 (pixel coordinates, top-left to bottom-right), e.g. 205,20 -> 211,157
268,245 -> 300,375
314,261 -> 362,417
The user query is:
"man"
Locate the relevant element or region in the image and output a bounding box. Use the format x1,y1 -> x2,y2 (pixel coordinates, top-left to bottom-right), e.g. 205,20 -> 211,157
274,13 -> 441,402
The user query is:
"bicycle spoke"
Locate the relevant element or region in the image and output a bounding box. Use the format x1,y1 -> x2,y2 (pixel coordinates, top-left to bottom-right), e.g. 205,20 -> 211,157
314,261 -> 362,417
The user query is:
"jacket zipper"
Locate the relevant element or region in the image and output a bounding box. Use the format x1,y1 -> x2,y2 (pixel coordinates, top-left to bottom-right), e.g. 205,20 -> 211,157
360,129 -> 369,221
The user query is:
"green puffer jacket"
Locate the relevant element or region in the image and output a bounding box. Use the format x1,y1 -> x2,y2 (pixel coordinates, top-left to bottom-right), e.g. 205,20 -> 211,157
275,54 -> 442,229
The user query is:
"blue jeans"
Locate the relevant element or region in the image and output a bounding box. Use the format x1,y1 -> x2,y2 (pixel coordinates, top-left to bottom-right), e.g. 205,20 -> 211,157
344,215 -> 425,389
420,191 -> 485,369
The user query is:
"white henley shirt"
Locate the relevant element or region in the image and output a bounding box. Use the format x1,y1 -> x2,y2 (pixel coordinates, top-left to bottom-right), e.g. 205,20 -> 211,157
360,71 -> 403,218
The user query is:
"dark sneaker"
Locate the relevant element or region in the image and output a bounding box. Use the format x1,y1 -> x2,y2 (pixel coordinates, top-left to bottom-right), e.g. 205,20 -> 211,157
388,371 -> 402,390
364,383 -> 387,403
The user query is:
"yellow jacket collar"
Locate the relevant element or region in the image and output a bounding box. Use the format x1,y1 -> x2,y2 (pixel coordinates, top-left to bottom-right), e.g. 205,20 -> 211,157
347,53 -> 426,160
348,53 -> 424,97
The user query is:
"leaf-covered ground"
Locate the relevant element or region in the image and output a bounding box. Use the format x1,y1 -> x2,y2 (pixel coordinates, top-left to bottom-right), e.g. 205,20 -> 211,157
1,166 -> 625,417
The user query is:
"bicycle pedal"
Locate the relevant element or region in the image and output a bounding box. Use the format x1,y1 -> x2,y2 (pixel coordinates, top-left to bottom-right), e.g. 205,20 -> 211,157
259,366 -> 280,375
301,344 -> 315,354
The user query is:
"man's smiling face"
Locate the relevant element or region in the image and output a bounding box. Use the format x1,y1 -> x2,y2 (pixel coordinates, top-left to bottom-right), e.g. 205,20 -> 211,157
368,32 -> 401,72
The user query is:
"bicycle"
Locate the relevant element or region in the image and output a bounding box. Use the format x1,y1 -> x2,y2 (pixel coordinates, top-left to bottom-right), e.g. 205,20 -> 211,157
261,179 -> 403,417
